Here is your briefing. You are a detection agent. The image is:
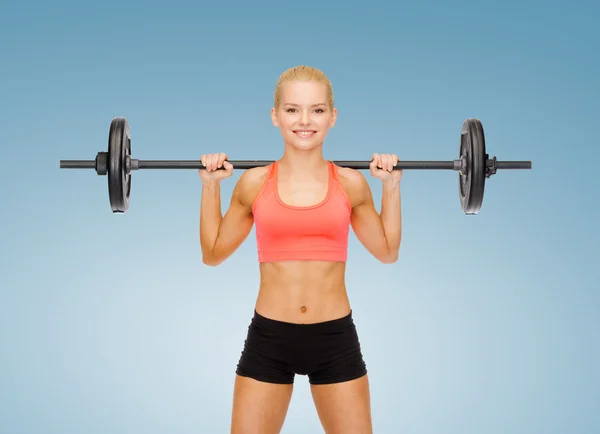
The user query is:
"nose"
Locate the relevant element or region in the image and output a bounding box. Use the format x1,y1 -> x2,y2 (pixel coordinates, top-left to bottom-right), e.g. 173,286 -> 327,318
299,110 -> 310,126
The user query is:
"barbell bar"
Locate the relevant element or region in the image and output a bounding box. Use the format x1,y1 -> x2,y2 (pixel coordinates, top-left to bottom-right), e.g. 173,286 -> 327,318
59,117 -> 532,214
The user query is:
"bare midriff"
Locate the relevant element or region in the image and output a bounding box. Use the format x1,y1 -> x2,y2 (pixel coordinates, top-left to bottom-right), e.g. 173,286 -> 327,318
255,261 -> 351,324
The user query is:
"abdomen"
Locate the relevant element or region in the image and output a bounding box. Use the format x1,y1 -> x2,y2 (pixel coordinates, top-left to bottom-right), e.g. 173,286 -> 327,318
255,261 -> 351,324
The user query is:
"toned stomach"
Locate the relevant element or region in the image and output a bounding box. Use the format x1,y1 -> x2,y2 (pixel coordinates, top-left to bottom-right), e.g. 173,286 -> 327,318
255,261 -> 351,324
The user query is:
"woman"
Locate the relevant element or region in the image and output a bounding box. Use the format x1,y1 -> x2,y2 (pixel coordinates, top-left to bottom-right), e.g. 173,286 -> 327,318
199,65 -> 402,434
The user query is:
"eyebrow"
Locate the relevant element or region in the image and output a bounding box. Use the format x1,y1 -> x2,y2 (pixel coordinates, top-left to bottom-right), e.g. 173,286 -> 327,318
283,103 -> 327,107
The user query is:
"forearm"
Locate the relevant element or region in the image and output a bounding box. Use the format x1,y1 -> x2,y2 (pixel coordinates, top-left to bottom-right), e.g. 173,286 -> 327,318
200,181 -> 223,258
379,179 -> 402,256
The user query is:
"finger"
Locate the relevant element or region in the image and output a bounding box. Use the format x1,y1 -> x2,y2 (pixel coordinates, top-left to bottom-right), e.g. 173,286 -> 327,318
200,155 -> 206,168
379,154 -> 387,170
381,154 -> 389,172
370,154 -> 379,173
223,161 -> 234,173
210,153 -> 219,171
217,153 -> 227,168
387,154 -> 394,172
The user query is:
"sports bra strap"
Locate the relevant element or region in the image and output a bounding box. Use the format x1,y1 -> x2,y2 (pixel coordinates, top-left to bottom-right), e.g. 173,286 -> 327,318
266,161 -> 277,181
329,160 -> 339,182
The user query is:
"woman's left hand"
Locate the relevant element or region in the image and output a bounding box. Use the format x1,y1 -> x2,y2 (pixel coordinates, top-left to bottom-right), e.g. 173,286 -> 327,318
369,153 -> 403,182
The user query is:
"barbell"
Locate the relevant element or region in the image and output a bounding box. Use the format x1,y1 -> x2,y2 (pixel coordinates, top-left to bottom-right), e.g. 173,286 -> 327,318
59,117 -> 532,214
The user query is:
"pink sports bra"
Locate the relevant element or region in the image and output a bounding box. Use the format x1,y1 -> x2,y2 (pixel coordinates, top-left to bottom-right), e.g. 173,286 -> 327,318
252,160 -> 352,263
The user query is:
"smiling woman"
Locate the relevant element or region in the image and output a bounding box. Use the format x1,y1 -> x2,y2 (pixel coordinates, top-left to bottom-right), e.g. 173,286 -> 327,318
198,65 -> 403,434
271,66 -> 335,148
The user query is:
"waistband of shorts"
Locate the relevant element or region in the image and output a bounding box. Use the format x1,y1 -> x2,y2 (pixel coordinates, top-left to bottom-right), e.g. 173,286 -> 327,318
252,309 -> 354,332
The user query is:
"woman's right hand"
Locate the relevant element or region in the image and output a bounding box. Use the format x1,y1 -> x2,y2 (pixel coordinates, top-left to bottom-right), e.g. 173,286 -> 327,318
198,153 -> 234,183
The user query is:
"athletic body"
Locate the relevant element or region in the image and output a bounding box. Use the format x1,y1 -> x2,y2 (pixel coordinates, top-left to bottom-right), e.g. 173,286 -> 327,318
199,66 -> 402,434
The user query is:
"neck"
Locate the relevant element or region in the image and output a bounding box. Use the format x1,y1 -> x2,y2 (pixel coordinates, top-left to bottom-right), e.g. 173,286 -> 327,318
279,143 -> 328,173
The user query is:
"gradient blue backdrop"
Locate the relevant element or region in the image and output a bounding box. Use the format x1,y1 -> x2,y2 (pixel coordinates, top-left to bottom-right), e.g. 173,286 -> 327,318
1,0 -> 598,433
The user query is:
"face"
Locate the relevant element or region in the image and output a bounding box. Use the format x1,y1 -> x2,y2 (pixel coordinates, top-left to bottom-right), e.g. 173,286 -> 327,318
271,80 -> 337,151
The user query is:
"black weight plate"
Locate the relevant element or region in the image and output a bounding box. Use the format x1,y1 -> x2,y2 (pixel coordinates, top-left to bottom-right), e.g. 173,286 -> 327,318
107,117 -> 131,213
459,118 -> 486,215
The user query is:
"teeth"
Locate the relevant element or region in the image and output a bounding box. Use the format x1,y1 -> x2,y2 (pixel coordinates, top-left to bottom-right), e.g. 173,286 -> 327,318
296,131 -> 314,136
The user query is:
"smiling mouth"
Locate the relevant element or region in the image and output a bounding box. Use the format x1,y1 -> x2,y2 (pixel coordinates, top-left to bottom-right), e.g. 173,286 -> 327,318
293,130 -> 317,138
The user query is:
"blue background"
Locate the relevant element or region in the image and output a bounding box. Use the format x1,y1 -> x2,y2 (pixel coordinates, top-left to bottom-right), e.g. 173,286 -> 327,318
1,0 -> 598,433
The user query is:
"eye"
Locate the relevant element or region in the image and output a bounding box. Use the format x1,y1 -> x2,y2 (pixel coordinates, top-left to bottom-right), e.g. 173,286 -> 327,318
314,108 -> 325,114
286,108 -> 297,113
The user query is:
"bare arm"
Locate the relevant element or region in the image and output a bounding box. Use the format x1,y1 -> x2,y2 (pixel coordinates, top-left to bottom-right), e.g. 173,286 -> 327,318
200,168 -> 266,266
340,168 -> 402,263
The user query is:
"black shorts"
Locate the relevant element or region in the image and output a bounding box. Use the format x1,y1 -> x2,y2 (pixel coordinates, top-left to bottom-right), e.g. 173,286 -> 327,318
235,310 -> 368,385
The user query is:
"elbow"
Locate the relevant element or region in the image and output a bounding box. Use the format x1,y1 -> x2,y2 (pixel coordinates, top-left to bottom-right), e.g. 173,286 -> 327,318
380,253 -> 399,264
379,246 -> 400,264
202,255 -> 223,266
200,246 -> 225,267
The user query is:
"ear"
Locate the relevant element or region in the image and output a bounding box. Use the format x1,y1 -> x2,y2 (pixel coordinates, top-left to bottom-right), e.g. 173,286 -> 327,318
271,107 -> 279,127
330,107 -> 338,128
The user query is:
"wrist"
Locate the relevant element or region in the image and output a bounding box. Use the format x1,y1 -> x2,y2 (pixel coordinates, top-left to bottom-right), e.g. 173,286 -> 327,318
382,178 -> 401,191
201,180 -> 221,198
202,180 -> 221,188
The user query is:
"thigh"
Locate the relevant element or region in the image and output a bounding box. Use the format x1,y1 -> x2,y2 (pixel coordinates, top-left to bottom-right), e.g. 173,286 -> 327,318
310,374 -> 373,434
230,375 -> 294,434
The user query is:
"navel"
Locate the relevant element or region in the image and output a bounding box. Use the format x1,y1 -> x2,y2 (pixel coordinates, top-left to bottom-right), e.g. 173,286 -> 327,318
300,305 -> 307,313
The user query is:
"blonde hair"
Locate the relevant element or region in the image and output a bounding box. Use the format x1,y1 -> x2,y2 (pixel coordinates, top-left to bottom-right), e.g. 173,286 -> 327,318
273,65 -> 334,110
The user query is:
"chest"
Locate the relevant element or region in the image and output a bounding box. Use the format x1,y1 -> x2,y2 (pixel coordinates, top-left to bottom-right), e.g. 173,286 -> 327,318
253,169 -> 351,239
277,173 -> 329,207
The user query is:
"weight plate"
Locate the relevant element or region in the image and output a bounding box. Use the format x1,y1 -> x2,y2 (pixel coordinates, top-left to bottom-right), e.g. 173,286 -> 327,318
459,118 -> 486,215
107,117 -> 131,213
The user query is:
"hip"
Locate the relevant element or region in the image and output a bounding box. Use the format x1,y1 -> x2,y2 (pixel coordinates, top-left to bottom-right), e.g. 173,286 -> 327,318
236,308 -> 367,384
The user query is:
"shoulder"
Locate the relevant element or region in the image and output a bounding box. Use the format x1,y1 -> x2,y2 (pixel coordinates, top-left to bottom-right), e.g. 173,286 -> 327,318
332,164 -> 371,207
238,165 -> 270,187
234,165 -> 271,207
